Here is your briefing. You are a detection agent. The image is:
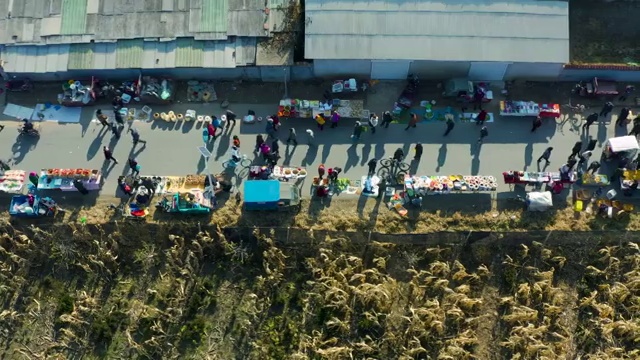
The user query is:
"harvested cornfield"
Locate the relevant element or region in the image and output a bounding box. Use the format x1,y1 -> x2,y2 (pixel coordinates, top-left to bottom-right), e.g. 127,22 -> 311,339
0,222 -> 638,359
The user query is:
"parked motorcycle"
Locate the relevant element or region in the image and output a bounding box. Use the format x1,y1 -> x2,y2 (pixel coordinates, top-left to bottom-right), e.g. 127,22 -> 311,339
5,78 -> 33,92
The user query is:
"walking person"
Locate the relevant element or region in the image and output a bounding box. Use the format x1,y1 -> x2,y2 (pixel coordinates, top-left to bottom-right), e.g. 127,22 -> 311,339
616,107 -> 631,127
405,113 -> 418,131
600,101 -> 614,117
330,111 -> 340,128
585,137 -> 598,152
103,146 -> 118,164
225,110 -> 237,129
579,150 -> 593,165
381,111 -> 393,128
110,122 -> 121,139
315,113 -> 326,131
531,116 -> 543,133
537,147 -> 553,167
619,85 -> 635,102
582,112 -> 598,131
414,143 -> 423,161
475,109 -> 489,126
587,161 -> 601,174
569,140 -> 583,160
255,134 -> 265,153
305,129 -> 315,146
318,163 -> 326,179
206,122 -> 216,141
368,113 -> 378,134
287,128 -> 298,146
473,89 -> 484,110
443,115 -> 455,136
630,117 -> 640,136
95,109 -> 109,127
128,158 -> 140,176
128,128 -> 146,146
367,158 -> 377,176
271,139 -> 280,159
478,126 -> 489,144
352,121 -> 363,140
114,110 -> 124,125
212,115 -> 223,134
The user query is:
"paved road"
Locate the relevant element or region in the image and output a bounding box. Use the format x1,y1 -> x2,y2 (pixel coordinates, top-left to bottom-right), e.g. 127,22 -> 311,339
0,86 -> 632,207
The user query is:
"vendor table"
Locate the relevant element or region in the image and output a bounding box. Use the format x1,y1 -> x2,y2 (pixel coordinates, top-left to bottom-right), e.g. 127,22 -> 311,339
279,99 -> 364,119
499,101 -> 560,118
272,166 -> 308,180
459,112 -> 495,123
37,169 -> 102,191
503,171 -> 575,185
581,173 -> 610,186
0,170 -> 26,194
404,174 -> 497,194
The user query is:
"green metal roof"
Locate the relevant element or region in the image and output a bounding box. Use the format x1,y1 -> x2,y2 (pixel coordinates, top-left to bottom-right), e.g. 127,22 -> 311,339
200,0 -> 229,33
60,0 -> 88,35
116,39 -> 143,69
67,43 -> 94,70
174,38 -> 204,68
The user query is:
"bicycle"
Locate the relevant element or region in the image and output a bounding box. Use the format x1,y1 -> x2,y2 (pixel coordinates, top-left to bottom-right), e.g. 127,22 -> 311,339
378,157 -> 409,185
222,154 -> 252,170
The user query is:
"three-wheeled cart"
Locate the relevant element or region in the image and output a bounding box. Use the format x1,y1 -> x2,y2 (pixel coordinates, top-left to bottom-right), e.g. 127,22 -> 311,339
9,195 -> 61,218
577,77 -> 619,98
243,180 -> 301,211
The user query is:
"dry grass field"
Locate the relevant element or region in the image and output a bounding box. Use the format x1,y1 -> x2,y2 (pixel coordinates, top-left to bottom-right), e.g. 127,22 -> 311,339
0,195 -> 640,359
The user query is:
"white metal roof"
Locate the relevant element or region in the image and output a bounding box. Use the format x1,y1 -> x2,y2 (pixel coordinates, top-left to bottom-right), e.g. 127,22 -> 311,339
2,44 -> 70,73
305,0 -> 570,63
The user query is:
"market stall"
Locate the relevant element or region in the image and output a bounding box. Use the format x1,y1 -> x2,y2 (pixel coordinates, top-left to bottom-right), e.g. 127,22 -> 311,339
602,136 -> 639,162
37,169 -> 102,192
9,195 -> 61,218
499,101 -> 560,118
278,99 -> 364,119
139,76 -> 174,104
0,170 -> 26,194
58,78 -> 99,107
459,112 -> 495,123
620,170 -> 640,191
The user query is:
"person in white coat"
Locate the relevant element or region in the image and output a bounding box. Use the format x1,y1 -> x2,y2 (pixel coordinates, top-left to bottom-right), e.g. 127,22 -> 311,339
368,113 -> 379,134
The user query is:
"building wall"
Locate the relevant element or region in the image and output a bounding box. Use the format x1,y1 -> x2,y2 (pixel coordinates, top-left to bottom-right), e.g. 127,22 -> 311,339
313,60 -> 371,78
505,63 -> 563,80
558,69 -> 640,82
409,61 -> 470,79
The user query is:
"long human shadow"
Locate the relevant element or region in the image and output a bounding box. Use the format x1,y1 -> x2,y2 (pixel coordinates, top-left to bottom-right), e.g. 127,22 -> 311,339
436,144 -> 447,172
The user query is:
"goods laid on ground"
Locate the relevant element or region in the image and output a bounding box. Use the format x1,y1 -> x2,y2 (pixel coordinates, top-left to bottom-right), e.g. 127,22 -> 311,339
58,79 -> 96,106
186,81 -> 217,102
140,77 -> 174,104
459,112 -> 495,123
312,177 -> 359,195
500,101 -> 560,118
0,170 -> 26,194
405,174 -> 498,194
38,169 -> 102,191
581,173 -> 610,186
278,99 -> 364,119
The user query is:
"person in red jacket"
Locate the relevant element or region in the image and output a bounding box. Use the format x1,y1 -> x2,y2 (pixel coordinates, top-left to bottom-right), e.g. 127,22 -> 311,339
475,109 -> 488,126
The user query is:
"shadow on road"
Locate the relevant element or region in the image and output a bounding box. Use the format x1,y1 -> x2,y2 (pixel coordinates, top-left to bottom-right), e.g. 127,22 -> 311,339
11,135 -> 40,165
436,143 -> 447,172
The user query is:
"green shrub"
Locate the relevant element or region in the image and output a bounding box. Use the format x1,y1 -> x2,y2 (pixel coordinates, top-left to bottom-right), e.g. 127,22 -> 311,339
91,310 -> 130,345
56,294 -> 74,316
179,315 -> 208,345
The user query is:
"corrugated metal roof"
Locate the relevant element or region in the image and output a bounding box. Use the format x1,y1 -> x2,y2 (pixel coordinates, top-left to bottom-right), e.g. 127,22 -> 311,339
175,38 -> 205,67
200,0 -> 229,33
267,0 -> 290,9
116,39 -> 144,69
141,41 -> 177,69
203,40 -> 236,68
2,44 -> 70,73
92,42 -> 117,69
228,10 -> 268,37
305,0 -> 570,63
60,0 -> 88,35
67,43 -> 94,69
235,37 -> 257,66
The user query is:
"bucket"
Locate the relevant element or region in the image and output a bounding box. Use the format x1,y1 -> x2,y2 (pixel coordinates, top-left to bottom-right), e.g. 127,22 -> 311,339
283,111 -> 290,117
284,105 -> 291,111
